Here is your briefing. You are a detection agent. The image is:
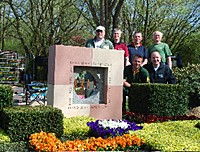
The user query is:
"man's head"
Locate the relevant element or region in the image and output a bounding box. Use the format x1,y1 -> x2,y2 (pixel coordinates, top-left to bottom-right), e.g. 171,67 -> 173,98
113,28 -> 122,43
132,54 -> 143,70
133,32 -> 143,45
95,25 -> 105,41
151,51 -> 162,67
153,31 -> 163,44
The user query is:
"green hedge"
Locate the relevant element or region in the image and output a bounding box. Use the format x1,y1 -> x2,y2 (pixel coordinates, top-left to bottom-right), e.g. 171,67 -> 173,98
173,64 -> 200,108
129,83 -> 189,116
0,85 -> 13,109
0,105 -> 63,142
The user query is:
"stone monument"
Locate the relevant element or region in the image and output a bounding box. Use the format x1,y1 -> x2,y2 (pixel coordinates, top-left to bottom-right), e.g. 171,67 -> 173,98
47,45 -> 124,119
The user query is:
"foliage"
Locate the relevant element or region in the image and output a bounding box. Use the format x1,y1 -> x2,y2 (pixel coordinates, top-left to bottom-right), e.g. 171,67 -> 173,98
87,119 -> 143,138
1,0 -> 199,64
62,116 -> 96,141
129,83 -> 189,116
121,0 -> 200,50
0,105 -> 63,142
29,131 -> 144,151
176,32 -> 200,65
132,120 -> 200,151
173,64 -> 200,107
1,0 -> 88,56
0,85 -> 13,109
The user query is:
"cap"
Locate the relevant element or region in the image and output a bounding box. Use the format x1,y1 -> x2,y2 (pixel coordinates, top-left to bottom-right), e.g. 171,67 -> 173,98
96,25 -> 105,31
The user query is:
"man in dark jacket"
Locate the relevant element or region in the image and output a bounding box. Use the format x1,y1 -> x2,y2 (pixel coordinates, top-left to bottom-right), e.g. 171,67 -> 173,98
144,51 -> 176,84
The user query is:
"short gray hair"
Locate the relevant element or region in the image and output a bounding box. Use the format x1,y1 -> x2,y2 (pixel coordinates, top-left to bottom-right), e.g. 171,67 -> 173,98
153,31 -> 163,37
113,28 -> 122,34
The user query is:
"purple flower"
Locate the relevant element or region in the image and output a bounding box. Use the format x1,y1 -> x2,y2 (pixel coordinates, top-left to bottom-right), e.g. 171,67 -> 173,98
87,119 -> 143,138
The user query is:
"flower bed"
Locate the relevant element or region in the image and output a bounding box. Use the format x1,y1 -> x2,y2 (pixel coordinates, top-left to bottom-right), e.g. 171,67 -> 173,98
29,131 -> 144,151
3,115 -> 200,151
87,119 -> 143,138
124,111 -> 200,123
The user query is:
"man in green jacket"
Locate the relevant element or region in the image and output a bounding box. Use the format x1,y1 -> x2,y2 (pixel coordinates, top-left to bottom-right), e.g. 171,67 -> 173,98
85,25 -> 114,49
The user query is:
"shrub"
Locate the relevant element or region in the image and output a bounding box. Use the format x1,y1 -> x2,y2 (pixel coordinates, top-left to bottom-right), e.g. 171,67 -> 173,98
0,105 -> 63,142
129,83 -> 189,116
173,64 -> 200,108
0,85 -> 13,109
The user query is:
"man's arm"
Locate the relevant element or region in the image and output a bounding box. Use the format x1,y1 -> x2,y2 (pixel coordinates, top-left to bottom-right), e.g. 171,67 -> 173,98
167,56 -> 172,69
124,44 -> 131,66
125,57 -> 131,66
106,40 -> 114,49
123,79 -> 131,87
141,58 -> 148,67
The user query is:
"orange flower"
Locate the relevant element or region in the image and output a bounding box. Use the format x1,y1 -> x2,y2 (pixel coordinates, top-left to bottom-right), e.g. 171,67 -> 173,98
29,131 -> 144,151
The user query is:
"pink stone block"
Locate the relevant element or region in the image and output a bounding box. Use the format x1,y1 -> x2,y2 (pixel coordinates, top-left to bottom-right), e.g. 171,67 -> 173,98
90,86 -> 122,120
48,45 -> 92,85
48,45 -> 123,119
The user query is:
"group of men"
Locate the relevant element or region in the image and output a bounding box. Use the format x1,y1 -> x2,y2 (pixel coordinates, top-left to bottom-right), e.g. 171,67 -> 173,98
85,25 -> 176,111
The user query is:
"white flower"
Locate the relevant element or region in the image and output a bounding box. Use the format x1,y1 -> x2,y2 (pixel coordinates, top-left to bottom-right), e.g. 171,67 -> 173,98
98,119 -> 129,129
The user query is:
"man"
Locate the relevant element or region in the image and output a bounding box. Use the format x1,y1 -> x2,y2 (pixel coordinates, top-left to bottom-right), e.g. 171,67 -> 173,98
85,25 -> 114,49
128,32 -> 148,67
148,31 -> 172,69
123,54 -> 150,111
144,51 -> 176,84
113,28 -> 130,66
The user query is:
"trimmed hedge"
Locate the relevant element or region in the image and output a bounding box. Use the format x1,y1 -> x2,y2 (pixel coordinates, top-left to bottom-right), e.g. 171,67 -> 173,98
129,83 -> 189,116
0,85 -> 13,109
0,105 -> 63,142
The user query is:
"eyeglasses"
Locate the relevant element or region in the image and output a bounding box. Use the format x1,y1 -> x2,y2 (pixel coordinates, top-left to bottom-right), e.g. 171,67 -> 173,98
96,30 -> 103,33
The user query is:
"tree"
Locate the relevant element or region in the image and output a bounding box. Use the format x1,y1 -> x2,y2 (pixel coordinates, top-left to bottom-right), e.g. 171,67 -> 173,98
176,32 -> 200,65
0,1 -> 13,51
120,0 -> 200,56
74,0 -> 125,39
2,0 -> 85,56
1,0 -> 89,79
1,0 -> 199,66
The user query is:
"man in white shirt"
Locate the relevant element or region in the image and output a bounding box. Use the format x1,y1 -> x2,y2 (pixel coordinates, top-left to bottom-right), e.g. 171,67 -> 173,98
85,25 -> 114,49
